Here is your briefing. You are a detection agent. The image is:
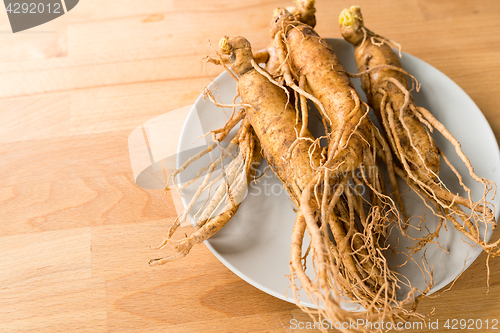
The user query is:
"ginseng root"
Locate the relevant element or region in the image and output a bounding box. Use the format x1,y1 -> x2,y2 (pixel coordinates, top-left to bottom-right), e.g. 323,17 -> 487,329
339,6 -> 498,256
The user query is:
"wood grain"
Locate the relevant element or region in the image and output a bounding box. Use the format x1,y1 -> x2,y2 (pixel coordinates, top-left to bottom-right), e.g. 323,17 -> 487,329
0,1 -> 499,332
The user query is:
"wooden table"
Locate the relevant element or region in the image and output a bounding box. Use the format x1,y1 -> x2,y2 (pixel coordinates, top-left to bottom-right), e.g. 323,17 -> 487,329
1,1 -> 500,332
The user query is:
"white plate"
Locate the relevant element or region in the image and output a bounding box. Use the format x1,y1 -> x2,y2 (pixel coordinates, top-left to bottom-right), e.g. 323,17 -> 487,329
176,38 -> 500,310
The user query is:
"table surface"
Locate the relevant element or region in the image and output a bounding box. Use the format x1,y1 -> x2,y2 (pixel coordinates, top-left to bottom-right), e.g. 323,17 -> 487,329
1,1 -> 500,332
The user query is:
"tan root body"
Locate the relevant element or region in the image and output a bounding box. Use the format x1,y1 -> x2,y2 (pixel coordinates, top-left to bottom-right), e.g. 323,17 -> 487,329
339,6 -> 498,257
